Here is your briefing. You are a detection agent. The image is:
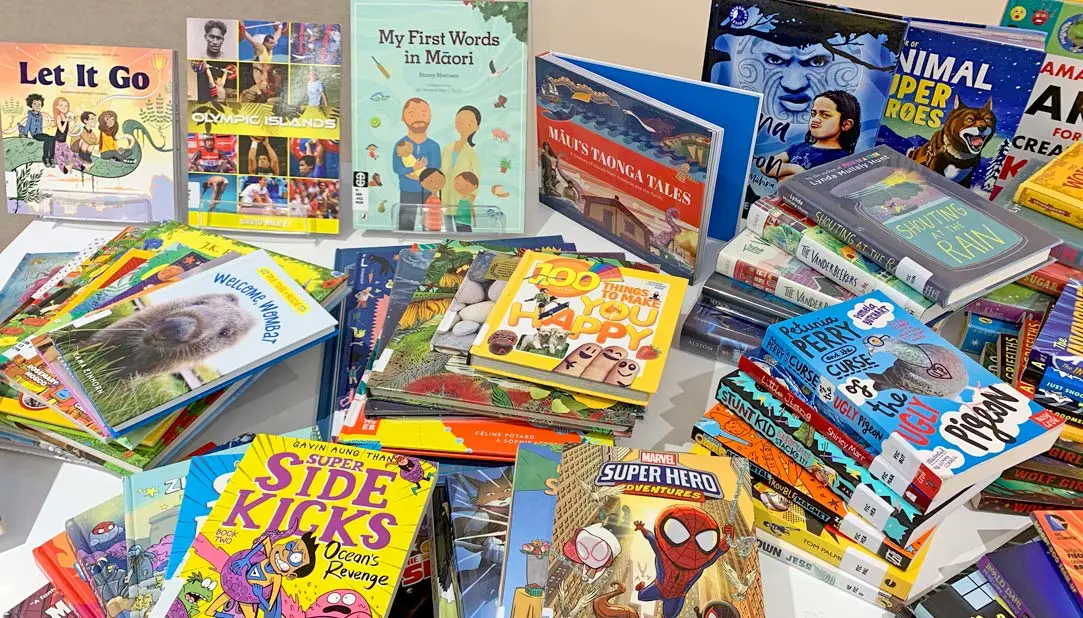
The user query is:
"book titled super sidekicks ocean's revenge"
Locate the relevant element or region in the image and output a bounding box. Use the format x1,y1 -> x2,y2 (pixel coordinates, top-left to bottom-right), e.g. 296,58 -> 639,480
762,291 -> 1064,512
34,250 -> 337,436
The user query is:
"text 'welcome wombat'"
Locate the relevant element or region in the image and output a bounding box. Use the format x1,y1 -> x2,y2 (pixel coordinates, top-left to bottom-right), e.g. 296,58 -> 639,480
213,273 -> 284,344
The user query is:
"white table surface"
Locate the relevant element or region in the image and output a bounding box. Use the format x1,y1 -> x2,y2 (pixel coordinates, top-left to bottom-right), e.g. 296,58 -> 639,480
0,210 -> 1032,617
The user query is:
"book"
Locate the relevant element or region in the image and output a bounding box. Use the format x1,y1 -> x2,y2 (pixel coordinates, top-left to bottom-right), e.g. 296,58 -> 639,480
447,466 -> 512,618
162,434 -> 436,618
967,282 -> 1053,323
41,250 -> 337,435
0,43 -> 177,222
747,197 -> 942,322
1019,261 -> 1083,295
469,250 -> 687,405
1003,200 -> 1083,269
122,460 -> 190,618
536,53 -> 761,279
972,477 -> 1083,514
390,515 -> 433,618
978,538 -> 1083,618
543,444 -> 766,618
65,494 -> 128,616
778,146 -> 1062,308
679,296 -> 765,364
1017,137 -> 1083,226
1004,455 -> 1083,493
184,18 -> 342,234
429,483 -> 460,618
497,443 -> 561,618
1031,280 -> 1083,383
164,452 -> 238,579
1050,437 -> 1083,466
3,584 -> 72,618
961,313 -> 1018,355
32,532 -> 104,618
701,272 -> 807,325
999,333 -> 1020,387
702,0 -> 908,211
1033,509 -> 1083,610
350,0 -> 528,234
717,230 -> 855,312
763,290 -> 1065,512
0,252 -> 79,324
875,22 -> 1045,198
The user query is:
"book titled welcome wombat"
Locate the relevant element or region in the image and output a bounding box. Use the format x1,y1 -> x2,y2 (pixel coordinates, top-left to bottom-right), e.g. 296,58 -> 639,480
36,250 -> 337,437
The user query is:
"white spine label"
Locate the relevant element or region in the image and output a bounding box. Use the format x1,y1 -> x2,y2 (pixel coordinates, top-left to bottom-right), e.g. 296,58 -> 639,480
839,513 -> 887,555
896,257 -> 933,294
840,547 -> 889,587
848,484 -> 892,530
868,456 -> 912,497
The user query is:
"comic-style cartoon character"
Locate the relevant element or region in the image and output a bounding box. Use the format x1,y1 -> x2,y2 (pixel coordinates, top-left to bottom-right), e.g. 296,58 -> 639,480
167,573 -> 217,618
304,590 -> 372,618
206,528 -> 318,618
125,543 -> 155,586
562,522 -> 621,583
392,454 -> 433,495
90,520 -> 123,547
633,506 -> 734,618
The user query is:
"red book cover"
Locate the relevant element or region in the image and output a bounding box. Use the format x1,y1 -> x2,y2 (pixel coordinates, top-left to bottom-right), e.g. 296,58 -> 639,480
1018,262 -> 1083,296
31,532 -> 103,618
3,583 -> 69,618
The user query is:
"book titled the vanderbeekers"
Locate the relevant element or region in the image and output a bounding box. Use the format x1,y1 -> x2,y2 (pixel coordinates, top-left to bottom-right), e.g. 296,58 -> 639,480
37,250 -> 336,436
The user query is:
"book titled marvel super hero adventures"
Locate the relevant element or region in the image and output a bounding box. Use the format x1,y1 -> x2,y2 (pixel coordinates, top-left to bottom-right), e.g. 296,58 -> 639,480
762,291 -> 1064,510
161,434 -> 437,618
543,444 -> 765,618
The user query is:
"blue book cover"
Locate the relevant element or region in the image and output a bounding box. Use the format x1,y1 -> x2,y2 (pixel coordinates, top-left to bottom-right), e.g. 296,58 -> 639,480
763,291 -> 1064,504
163,452 -> 239,580
122,460 -> 191,618
962,313 -> 1018,355
702,0 -> 908,210
978,539 -> 1083,618
447,466 -> 513,618
1033,280 -> 1083,381
875,23 -> 1045,198
65,494 -> 128,614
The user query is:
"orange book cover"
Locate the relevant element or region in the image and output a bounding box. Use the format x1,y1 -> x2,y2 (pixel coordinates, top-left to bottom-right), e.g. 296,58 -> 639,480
1032,510 -> 1083,608
31,532 -> 103,618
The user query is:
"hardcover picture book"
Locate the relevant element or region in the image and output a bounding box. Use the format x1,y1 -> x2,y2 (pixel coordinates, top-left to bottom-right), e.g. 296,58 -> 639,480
1016,140 -> 1083,226
778,146 -> 1061,308
40,250 -> 338,435
122,460 -> 190,618
469,250 -> 687,405
32,532 -> 104,618
702,0 -> 907,210
542,444 -> 764,618
536,52 -> 761,279
0,43 -> 177,222
3,585 -> 68,618
875,22 -> 1045,198
185,18 -> 342,234
350,0 -> 528,233
65,494 -> 129,616
763,291 -> 1065,512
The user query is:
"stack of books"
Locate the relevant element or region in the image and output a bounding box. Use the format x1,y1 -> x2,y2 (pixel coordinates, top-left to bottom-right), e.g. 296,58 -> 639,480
0,222 -> 346,474
688,291 -> 1065,611
319,239 -> 687,457
11,432 -> 769,618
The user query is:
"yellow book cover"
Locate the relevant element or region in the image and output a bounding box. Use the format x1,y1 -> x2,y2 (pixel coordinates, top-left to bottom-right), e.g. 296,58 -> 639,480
469,251 -> 686,404
165,434 -> 436,618
1016,141 -> 1083,227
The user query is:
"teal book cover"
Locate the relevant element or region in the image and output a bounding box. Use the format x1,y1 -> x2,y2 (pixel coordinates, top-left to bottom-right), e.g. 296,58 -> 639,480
350,0 -> 528,233
122,459 -> 191,618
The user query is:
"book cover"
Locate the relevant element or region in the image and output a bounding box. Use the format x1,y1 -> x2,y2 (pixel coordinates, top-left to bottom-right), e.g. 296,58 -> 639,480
543,444 -> 765,618
390,515 -> 432,618
695,282 -> 795,330
0,44 -> 176,222
961,313 -> 1017,355
978,538 -> 1083,618
469,250 -> 687,405
973,475 -> 1083,513
1032,280 -> 1083,382
122,460 -> 191,617
447,466 -> 512,618
497,443 -> 561,618
715,229 -> 854,312
1034,510 -> 1083,610
701,272 -> 807,323
3,584 -> 72,618
1002,200 -> 1083,269
350,0 -> 528,233
44,250 -> 337,434
745,197 -> 939,321
536,54 -> 721,279
1019,261 -> 1083,296
429,483 -> 460,618
875,23 -> 1044,198
762,291 -> 1065,506
163,435 -> 436,618
1004,455 -> 1083,493
32,532 -> 104,618
778,146 -> 1062,308
702,0 -> 907,209
0,252 -> 78,323
679,297 -> 765,365
64,494 -> 128,617
1017,141 -> 1083,223
967,282 -> 1053,323
184,18 -> 342,234
1050,438 -> 1083,466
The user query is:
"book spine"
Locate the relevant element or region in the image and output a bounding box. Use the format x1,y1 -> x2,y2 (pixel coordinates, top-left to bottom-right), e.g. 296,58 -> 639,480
779,182 -> 946,305
1018,269 -> 1071,296
1033,522 -> 1083,610
1048,441 -> 1083,467
970,494 -> 1054,515
1039,368 -> 1083,403
715,244 -> 844,312
1002,465 -> 1083,493
977,557 -> 1038,618
1017,185 -> 1083,228
695,293 -> 778,329
754,530 -> 902,612
967,298 -> 1040,324
678,331 -> 749,366
1052,241 -> 1083,270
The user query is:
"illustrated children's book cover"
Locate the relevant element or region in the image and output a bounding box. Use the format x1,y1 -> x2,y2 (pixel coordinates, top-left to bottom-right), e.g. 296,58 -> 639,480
3,584 -> 70,618
536,52 -> 760,280
702,0 -> 907,210
65,494 -> 129,618
32,532 -> 105,618
978,537 -> 1083,618
762,291 -> 1065,511
1033,509 -> 1083,609
469,250 -> 687,405
447,466 -> 513,618
543,444 -> 764,618
0,43 -> 177,222
876,22 -> 1045,198
185,18 -> 342,234
0,252 -> 78,323
350,0 -> 529,233
163,434 -> 437,618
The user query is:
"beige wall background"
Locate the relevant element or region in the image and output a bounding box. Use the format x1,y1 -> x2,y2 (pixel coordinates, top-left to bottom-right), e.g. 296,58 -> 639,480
0,0 -> 1010,245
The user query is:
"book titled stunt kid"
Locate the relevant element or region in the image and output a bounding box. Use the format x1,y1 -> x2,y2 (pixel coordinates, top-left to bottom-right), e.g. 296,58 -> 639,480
762,291 -> 1064,510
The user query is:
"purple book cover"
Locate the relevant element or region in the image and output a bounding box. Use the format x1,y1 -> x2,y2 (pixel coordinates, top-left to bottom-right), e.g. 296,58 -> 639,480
978,539 -> 1083,618
1032,280 -> 1083,383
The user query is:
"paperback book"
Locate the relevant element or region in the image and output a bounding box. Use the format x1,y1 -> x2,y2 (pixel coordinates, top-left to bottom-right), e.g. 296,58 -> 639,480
966,282 -> 1053,323
702,0 -> 907,210
185,18 -> 343,234
961,313 -> 1017,355
1031,280 -> 1083,384
762,291 -> 1065,512
1032,509 -> 1083,609
701,272 -> 807,324
0,252 -> 78,324
0,43 -> 178,222
447,466 -> 512,618
1018,261 -> 1083,296
778,146 -> 1061,308
350,0 -> 528,233
973,477 -> 1083,514
679,296 -> 765,365
978,538 -> 1082,618
536,52 -> 761,279
1002,455 -> 1083,493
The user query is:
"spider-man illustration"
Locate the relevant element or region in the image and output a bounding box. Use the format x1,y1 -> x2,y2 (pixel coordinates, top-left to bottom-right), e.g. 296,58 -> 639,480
633,505 -> 734,618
